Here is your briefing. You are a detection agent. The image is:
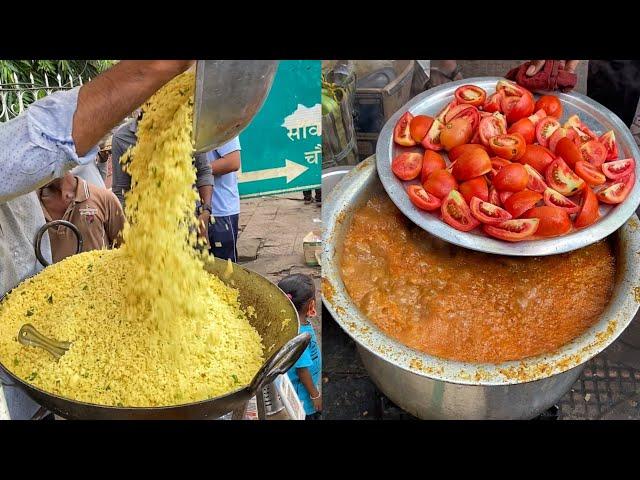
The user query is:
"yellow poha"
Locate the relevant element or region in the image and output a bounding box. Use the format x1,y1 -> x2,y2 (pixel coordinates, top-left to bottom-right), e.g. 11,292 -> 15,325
0,72 -> 265,406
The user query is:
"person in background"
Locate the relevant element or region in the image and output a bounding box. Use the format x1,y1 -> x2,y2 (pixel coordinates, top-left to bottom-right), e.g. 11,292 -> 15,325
302,188 -> 321,206
71,151 -> 106,189
278,274 -> 321,420
95,138 -> 111,184
0,60 -> 194,420
207,137 -> 241,261
111,113 -> 214,243
38,171 -> 125,263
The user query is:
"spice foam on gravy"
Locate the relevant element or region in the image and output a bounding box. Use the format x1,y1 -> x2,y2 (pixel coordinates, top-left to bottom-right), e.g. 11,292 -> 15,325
340,195 -> 616,363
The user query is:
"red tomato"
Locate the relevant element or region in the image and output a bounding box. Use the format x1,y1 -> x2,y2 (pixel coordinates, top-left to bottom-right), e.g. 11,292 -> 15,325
508,118 -> 536,144
580,140 -> 607,167
479,113 -> 507,147
483,218 -> 540,242
535,117 -> 560,147
564,115 -> 598,144
423,169 -> 458,199
523,164 -> 548,193
409,115 -> 434,143
503,189 -> 543,218
483,92 -> 503,113
440,118 -> 473,151
441,190 -> 480,232
543,188 -> 580,214
602,158 -> 635,180
449,143 -> 488,162
518,144 -> 555,174
436,100 -> 457,124
501,90 -> 535,124
470,197 -> 512,225
496,79 -> 526,97
407,185 -> 441,211
528,109 -> 547,125
451,148 -> 492,182
421,150 -> 447,184
597,173 -> 635,204
555,137 -> 583,169
574,186 -> 600,229
455,85 -> 486,107
599,131 -> 619,161
548,127 -> 577,153
421,118 -> 445,151
499,190 -> 514,205
574,160 -> 607,186
524,206 -> 571,237
491,156 -> 511,170
493,163 -> 529,192
444,104 -> 480,132
470,129 -> 482,145
489,133 -> 526,161
545,158 -> 585,196
459,176 -> 489,204
393,112 -> 416,146
391,152 -> 422,180
488,185 -> 501,206
535,95 -> 563,118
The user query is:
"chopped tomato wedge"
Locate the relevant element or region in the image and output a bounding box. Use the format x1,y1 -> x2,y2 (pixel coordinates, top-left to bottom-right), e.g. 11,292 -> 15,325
501,90 -> 535,124
555,137 -> 584,169
436,100 -> 457,124
574,186 -> 600,229
441,190 -> 480,232
492,162 -> 529,192
503,189 -> 543,218
393,112 -> 416,146
523,164 -> 548,193
599,131 -> 619,161
483,91 -> 503,113
391,152 -> 423,181
479,113 -> 507,147
451,148 -> 492,182
543,188 -> 580,214
548,127 -> 577,153
498,190 -> 514,205
518,144 -> 555,174
423,169 -> 458,199
489,133 -> 526,161
444,104 -> 480,131
407,185 -> 441,211
483,218 -> 539,242
470,197 -> 512,225
455,85 -> 487,107
580,140 -> 607,168
602,158 -> 635,180
597,173 -> 635,204
528,109 -> 547,125
535,95 -> 563,118
564,115 -> 598,144
440,117 -> 474,151
459,176 -> 489,204
545,157 -> 585,196
496,79 -> 526,97
409,115 -> 434,143
574,160 -> 606,186
449,144 -> 488,162
488,185 -> 501,206
421,118 -> 445,151
524,206 -> 571,237
421,150 -> 447,184
508,118 -> 535,144
535,117 -> 560,147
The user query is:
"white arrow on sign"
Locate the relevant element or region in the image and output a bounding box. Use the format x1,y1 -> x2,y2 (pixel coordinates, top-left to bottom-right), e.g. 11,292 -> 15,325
237,159 -> 308,184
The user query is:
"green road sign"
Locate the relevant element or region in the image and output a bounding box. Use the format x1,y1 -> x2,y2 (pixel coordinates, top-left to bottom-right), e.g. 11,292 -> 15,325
238,60 -> 321,198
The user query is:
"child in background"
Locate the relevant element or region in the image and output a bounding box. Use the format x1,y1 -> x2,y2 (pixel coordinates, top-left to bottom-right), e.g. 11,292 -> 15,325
278,274 -> 321,419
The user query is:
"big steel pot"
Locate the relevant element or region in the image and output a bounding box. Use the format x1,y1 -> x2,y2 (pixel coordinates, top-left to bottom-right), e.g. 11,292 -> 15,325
322,157 -> 640,420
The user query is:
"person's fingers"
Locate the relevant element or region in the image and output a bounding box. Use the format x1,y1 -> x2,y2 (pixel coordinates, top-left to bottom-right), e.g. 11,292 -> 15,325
565,60 -> 580,74
526,60 -> 546,76
558,60 -> 566,70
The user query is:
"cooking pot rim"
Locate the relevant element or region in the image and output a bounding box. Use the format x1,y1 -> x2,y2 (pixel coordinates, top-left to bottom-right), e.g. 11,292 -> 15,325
322,158 -> 640,386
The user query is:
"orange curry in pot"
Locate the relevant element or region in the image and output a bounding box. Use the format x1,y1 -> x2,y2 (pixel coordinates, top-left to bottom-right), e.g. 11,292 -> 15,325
340,196 -> 616,363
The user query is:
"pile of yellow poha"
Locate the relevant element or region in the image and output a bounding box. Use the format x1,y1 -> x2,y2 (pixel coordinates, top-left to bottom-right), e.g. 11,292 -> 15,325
0,72 -> 265,406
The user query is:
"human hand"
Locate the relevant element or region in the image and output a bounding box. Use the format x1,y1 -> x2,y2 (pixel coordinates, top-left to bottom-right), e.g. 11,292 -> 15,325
197,212 -> 210,244
526,60 -> 580,76
311,393 -> 322,412
429,60 -> 463,88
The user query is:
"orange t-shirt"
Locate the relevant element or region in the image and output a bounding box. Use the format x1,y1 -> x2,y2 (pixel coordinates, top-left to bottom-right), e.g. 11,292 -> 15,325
39,177 -> 125,263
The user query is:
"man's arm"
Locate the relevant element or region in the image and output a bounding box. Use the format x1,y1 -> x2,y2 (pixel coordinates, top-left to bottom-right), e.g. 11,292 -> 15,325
110,136 -> 132,209
0,61 -> 192,204
194,152 -> 214,241
297,367 -> 321,412
210,151 -> 241,176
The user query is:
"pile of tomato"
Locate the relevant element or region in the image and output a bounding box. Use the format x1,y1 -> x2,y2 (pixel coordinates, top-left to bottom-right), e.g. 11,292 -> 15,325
391,79 -> 635,242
